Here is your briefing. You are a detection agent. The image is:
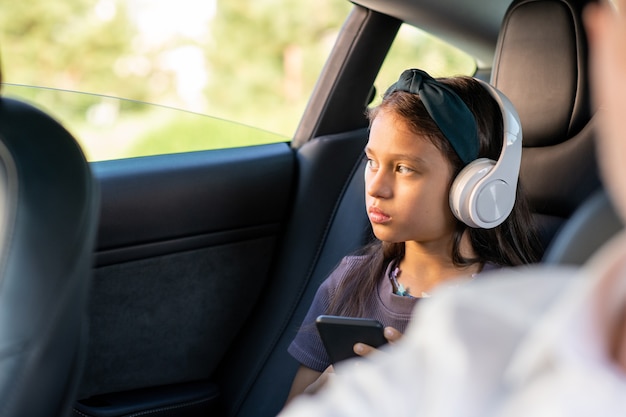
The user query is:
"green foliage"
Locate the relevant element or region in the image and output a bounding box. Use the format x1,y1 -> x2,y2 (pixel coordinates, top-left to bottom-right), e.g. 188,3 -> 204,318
206,0 -> 352,134
128,113 -> 289,158
0,0 -> 141,98
371,25 -> 477,107
0,0 -> 475,162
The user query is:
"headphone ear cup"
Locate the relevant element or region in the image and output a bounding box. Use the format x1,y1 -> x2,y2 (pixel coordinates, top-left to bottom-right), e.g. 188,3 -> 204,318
450,157 -> 517,229
449,79 -> 522,229
449,158 -> 496,228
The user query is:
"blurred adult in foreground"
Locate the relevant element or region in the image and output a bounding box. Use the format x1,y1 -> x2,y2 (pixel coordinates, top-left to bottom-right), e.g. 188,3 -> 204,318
278,0 -> 626,415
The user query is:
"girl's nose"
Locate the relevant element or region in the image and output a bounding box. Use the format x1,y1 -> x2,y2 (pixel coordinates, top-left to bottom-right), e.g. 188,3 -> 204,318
365,168 -> 392,199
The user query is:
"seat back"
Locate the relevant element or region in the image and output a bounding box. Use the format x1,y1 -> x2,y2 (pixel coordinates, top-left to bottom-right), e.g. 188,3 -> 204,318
491,0 -> 601,250
0,59 -> 99,416
213,129 -> 370,417
543,188 -> 623,265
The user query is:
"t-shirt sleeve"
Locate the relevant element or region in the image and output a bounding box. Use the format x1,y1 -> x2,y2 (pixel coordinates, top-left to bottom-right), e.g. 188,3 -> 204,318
287,257 -> 357,372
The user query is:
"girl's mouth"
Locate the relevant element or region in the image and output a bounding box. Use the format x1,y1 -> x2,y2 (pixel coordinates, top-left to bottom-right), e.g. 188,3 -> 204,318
368,207 -> 391,224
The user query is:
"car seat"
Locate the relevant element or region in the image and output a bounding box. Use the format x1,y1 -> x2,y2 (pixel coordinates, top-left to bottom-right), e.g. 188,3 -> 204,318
491,0 -> 601,250
0,56 -> 100,416
543,188 -> 623,265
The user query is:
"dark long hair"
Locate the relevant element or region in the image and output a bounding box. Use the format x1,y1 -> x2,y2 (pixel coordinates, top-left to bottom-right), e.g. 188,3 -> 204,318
326,75 -> 542,317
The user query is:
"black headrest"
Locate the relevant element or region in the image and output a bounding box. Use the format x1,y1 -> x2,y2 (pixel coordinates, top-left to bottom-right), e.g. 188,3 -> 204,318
493,0 -> 590,146
491,0 -> 600,224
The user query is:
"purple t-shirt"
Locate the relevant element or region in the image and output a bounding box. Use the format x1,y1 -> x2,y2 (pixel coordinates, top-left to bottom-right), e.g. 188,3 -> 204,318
288,255 -> 417,372
288,255 -> 498,372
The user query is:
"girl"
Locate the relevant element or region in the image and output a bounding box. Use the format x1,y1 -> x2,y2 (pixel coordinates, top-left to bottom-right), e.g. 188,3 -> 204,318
285,69 -> 542,401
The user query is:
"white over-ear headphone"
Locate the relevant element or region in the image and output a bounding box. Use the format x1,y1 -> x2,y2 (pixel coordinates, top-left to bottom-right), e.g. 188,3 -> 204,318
448,80 -> 522,229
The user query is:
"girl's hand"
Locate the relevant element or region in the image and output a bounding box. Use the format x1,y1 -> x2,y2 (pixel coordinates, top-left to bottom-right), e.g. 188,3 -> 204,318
303,365 -> 335,395
353,326 -> 403,356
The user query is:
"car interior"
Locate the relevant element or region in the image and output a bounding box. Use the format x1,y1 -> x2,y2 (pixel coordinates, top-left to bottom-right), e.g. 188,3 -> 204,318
1,0 -> 622,416
544,188 -> 622,265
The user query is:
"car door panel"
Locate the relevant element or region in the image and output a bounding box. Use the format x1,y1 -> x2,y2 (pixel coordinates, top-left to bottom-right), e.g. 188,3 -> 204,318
93,144 -> 294,265
75,143 -> 295,416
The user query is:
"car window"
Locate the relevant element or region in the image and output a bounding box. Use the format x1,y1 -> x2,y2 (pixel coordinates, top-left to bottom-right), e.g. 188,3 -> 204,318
1,84 -> 288,161
0,0 -> 351,161
370,23 -> 476,107
0,3 -> 474,161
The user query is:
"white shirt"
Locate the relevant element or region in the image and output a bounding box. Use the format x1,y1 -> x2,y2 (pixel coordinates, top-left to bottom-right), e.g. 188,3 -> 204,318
279,232 -> 626,417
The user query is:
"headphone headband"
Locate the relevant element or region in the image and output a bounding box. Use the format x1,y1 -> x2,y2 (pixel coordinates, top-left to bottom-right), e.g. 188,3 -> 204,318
475,79 -> 522,193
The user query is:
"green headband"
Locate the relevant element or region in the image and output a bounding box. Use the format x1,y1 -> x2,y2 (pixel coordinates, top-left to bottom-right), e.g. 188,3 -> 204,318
384,69 -> 479,165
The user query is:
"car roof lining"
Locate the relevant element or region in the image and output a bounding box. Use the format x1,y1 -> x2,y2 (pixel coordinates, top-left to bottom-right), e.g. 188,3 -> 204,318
349,0 -> 513,68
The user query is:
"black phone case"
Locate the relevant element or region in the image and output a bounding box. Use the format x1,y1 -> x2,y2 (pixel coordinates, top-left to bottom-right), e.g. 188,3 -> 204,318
315,315 -> 387,364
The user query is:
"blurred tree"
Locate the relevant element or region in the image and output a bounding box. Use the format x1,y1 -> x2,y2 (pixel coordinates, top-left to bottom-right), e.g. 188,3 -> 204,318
0,0 -> 146,107
206,0 -> 351,133
0,0 -> 352,136
0,0 -> 474,156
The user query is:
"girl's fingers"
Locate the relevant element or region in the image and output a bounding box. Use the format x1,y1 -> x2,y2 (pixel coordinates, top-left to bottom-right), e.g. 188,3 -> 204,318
384,326 -> 403,343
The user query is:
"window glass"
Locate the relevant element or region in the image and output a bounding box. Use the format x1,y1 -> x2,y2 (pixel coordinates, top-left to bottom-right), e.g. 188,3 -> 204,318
0,0 -> 351,161
370,24 -> 477,107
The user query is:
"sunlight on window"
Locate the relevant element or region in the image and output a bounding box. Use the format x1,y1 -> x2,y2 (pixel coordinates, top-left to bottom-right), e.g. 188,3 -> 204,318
370,24 -> 477,107
95,0 -> 117,21
128,0 -> 216,42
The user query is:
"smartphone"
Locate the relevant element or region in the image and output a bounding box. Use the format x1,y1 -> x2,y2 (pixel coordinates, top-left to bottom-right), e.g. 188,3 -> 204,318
315,315 -> 387,365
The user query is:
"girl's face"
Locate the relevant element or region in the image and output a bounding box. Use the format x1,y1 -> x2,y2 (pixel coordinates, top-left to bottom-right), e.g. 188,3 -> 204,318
365,109 -> 457,248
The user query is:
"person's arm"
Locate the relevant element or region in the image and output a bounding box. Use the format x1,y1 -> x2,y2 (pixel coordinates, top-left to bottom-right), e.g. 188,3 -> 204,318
280,328 -> 419,417
284,365 -> 324,405
286,257 -> 362,404
287,326 -> 401,404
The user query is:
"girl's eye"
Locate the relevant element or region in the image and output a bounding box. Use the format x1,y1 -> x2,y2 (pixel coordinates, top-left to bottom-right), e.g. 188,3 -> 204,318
366,158 -> 379,170
396,165 -> 413,174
